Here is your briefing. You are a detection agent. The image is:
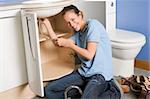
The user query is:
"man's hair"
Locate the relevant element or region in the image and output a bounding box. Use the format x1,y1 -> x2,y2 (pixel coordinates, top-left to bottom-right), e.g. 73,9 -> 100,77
61,5 -> 80,16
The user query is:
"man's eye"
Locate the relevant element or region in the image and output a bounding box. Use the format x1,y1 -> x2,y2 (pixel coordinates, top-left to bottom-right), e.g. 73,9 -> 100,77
71,19 -> 75,22
67,22 -> 71,26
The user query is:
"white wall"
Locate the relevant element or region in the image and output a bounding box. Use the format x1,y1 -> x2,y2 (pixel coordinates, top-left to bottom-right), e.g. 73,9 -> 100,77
74,1 -> 106,26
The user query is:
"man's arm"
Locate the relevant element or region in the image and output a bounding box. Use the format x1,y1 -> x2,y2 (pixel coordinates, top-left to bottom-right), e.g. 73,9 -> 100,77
57,38 -> 97,61
70,42 -> 97,61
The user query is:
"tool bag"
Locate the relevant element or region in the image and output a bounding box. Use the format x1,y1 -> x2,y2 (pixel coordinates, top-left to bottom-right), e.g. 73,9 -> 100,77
121,75 -> 150,99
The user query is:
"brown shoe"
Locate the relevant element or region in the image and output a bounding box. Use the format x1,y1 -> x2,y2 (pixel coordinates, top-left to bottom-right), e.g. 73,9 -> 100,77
120,85 -> 130,93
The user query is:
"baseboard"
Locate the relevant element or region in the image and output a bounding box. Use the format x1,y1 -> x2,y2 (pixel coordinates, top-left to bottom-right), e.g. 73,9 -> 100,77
135,59 -> 150,71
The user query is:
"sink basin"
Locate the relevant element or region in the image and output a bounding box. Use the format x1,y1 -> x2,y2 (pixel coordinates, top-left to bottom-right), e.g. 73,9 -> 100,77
22,0 -> 64,4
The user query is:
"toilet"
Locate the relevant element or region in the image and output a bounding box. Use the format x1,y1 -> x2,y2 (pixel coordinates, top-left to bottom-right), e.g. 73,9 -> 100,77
106,0 -> 146,77
110,29 -> 146,77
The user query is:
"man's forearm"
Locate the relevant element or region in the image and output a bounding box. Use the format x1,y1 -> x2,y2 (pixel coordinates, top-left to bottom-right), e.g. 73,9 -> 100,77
70,44 -> 92,61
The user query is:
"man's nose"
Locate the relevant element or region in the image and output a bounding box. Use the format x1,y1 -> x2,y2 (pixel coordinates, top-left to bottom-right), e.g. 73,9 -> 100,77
70,21 -> 76,28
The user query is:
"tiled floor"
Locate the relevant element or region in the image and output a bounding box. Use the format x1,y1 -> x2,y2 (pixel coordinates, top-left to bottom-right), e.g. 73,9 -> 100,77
134,68 -> 150,77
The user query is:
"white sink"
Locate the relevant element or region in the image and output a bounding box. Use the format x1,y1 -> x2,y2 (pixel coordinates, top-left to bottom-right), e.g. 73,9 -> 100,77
22,0 -> 64,4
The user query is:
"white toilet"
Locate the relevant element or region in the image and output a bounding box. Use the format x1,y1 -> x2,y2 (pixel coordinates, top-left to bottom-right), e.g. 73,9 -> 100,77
110,29 -> 146,77
106,0 -> 146,77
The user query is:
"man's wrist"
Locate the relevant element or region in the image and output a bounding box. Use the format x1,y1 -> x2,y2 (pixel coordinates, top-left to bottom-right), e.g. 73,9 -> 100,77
69,42 -> 75,49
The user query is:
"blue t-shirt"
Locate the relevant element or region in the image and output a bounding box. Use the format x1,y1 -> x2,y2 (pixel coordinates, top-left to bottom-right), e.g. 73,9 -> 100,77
70,19 -> 113,81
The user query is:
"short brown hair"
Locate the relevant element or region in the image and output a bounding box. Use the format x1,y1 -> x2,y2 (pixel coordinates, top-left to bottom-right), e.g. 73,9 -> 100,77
61,5 -> 81,16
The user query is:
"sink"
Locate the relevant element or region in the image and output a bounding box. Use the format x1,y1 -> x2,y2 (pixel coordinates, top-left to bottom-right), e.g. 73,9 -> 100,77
22,0 -> 64,4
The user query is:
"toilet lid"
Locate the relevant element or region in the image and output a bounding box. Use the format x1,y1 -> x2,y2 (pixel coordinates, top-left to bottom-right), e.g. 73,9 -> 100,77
110,29 -> 145,43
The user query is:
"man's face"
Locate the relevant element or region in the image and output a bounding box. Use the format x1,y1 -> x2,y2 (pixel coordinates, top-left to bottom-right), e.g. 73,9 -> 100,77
63,11 -> 82,31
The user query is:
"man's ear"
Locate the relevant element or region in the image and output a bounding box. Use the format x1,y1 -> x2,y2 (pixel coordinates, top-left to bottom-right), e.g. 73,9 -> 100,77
79,11 -> 83,18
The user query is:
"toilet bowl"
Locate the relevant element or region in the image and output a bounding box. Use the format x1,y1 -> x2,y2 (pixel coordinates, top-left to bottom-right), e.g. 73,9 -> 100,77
110,29 -> 146,77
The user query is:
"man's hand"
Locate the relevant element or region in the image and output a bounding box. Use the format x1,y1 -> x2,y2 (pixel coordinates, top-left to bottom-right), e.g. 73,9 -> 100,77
57,38 -> 74,48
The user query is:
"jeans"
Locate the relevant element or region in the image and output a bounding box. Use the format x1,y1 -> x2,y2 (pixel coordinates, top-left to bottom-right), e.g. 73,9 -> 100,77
44,71 -> 121,99
82,74 -> 121,99
44,71 -> 85,99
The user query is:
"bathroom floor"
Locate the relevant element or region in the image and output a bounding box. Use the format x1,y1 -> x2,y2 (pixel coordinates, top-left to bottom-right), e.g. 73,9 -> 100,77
31,68 -> 150,99
0,68 -> 149,99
